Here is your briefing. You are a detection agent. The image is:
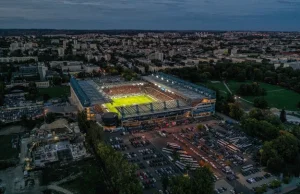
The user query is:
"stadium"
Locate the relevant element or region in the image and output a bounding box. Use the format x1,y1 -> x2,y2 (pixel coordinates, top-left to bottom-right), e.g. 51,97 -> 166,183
70,73 -> 216,126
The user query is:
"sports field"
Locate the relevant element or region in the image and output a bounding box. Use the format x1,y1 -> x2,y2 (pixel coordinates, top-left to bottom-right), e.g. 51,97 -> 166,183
104,95 -> 156,113
205,80 -> 300,111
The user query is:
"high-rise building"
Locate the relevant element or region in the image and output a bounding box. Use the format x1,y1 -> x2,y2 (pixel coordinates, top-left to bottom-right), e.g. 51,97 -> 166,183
155,52 -> 164,61
38,63 -> 48,81
57,47 -> 65,57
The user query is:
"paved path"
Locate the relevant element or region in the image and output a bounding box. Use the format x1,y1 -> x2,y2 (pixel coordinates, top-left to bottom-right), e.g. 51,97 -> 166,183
52,172 -> 82,185
48,185 -> 74,194
223,81 -> 233,95
223,82 -> 253,104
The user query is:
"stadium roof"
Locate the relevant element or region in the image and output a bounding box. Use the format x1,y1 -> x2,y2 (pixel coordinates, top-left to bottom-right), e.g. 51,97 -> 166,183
142,73 -> 216,100
94,80 -> 147,88
70,78 -> 110,107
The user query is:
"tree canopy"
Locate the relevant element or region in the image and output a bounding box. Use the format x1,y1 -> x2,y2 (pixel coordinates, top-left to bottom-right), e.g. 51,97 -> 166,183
169,167 -> 214,194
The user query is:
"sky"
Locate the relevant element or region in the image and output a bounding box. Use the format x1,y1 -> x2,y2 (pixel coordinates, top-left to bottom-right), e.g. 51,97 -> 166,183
0,0 -> 300,31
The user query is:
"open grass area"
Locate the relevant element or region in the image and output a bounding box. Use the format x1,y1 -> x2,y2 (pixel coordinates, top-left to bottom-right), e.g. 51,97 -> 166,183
104,94 -> 156,113
39,85 -> 70,98
0,135 -> 19,160
201,80 -> 300,111
201,81 -> 228,95
227,81 -> 300,111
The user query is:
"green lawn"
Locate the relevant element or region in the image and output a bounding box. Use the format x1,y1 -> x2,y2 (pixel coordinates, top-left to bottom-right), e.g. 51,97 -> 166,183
226,81 -> 300,111
39,86 -> 70,98
201,80 -> 300,111
104,95 -> 155,113
0,135 -> 19,160
202,81 -> 228,95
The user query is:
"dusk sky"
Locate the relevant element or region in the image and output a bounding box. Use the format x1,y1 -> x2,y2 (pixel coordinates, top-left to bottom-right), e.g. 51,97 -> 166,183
0,0 -> 300,31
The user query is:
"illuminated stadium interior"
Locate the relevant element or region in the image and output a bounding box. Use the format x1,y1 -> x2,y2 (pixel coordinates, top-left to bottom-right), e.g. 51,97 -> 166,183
70,73 -> 216,122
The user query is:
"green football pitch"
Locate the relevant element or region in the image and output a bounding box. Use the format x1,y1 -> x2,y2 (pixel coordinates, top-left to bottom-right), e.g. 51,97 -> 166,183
104,95 -> 156,113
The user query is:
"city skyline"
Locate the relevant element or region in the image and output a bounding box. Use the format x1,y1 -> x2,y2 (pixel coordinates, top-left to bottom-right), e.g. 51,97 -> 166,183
0,0 -> 300,31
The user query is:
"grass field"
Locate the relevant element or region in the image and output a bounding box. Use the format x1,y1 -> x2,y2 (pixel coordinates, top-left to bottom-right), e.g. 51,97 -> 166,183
202,81 -> 228,95
104,95 -> 155,113
227,81 -> 300,110
0,135 -> 19,160
201,80 -> 300,111
39,86 -> 70,98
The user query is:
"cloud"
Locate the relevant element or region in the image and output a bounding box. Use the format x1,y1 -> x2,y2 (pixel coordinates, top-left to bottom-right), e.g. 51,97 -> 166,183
0,0 -> 299,30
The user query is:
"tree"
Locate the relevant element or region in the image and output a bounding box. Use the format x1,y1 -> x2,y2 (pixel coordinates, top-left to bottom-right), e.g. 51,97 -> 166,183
161,176 -> 169,191
261,132 -> 299,172
20,115 -> 28,128
280,109 -> 287,123
52,76 -> 62,85
229,103 -> 244,120
26,82 -> 38,101
297,101 -> 300,109
273,131 -> 299,162
169,167 -> 214,194
191,167 -> 214,194
77,111 -> 89,133
0,82 -> 5,95
0,82 -> 5,106
290,125 -> 300,140
253,97 -> 268,109
20,115 -> 36,130
43,94 -> 50,102
248,108 -> 264,120
169,176 -> 191,194
96,143 -> 143,194
45,112 -> 56,124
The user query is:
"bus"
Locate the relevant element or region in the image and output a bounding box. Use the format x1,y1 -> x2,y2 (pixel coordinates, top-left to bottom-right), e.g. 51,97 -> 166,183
158,131 -> 167,137
217,140 -> 229,146
177,150 -> 188,154
189,164 -> 200,168
175,161 -> 187,167
162,149 -> 173,154
175,163 -> 185,171
227,145 -> 240,153
181,159 -> 198,164
162,148 -> 174,152
241,164 -> 253,172
179,154 -> 192,159
167,142 -> 182,150
168,155 -> 174,162
110,127 -> 125,133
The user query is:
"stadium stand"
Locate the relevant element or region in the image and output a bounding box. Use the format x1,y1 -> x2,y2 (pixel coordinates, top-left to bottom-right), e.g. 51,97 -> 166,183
103,85 -> 142,96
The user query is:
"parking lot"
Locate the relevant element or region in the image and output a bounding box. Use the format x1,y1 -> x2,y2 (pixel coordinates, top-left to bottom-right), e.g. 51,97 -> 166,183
103,117 -> 281,194
237,169 -> 276,190
0,95 -> 43,123
106,132 -> 181,194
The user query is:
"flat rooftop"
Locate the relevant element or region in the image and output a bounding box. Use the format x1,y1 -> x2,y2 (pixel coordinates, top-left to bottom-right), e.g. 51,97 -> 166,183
71,78 -> 110,106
